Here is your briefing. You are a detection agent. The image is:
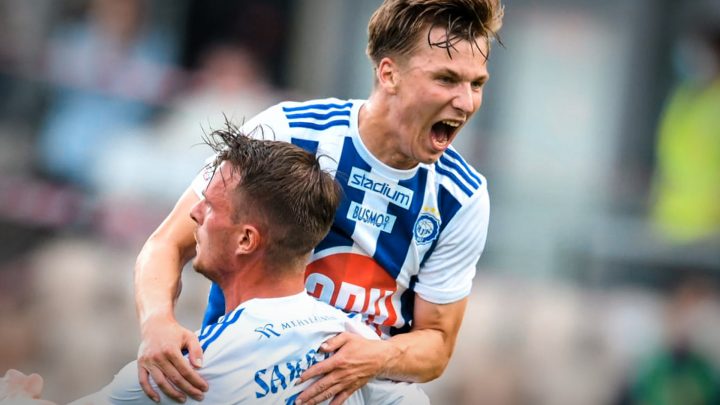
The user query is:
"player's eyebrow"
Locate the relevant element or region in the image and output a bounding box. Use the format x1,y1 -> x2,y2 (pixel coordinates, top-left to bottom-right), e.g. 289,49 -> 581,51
435,68 -> 489,83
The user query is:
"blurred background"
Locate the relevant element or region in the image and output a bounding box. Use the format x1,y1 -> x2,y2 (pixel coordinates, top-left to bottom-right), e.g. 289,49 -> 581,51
1,0 -> 719,404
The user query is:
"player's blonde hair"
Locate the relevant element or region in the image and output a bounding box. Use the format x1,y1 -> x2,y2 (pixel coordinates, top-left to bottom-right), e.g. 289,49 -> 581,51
367,0 -> 504,64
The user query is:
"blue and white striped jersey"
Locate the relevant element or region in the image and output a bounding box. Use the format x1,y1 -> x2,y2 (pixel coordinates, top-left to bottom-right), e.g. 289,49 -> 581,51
192,98 -> 490,338
84,293 -> 428,404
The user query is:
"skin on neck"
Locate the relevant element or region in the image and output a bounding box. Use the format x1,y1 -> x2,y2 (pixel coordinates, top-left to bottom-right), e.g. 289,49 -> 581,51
216,249 -> 309,314
358,81 -> 406,168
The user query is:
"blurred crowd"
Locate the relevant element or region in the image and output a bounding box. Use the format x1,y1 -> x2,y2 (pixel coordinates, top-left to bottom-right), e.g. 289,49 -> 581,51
0,0 -> 719,404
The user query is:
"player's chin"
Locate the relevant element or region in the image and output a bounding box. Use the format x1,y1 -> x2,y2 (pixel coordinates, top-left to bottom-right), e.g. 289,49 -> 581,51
421,150 -> 444,164
192,258 -> 204,274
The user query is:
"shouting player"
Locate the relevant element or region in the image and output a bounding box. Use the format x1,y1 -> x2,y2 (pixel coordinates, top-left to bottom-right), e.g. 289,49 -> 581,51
135,1 -> 504,404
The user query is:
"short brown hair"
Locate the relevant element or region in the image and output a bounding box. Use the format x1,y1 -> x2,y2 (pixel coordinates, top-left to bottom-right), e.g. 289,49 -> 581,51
203,122 -> 341,265
366,0 -> 504,65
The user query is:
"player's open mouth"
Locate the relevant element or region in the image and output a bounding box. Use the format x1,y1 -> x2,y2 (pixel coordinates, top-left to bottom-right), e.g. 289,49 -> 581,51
430,120 -> 461,150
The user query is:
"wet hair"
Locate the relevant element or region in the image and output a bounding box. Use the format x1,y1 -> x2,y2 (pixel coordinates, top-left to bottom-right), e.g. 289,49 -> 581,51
366,0 -> 504,64
203,121 -> 341,266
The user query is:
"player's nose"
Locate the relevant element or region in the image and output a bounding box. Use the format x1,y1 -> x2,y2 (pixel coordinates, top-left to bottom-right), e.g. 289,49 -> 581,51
451,82 -> 475,114
189,200 -> 203,224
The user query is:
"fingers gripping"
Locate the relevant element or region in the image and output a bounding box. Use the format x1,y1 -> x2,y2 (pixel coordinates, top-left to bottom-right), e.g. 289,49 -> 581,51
137,327 -> 207,403
137,367 -> 159,403
318,332 -> 351,353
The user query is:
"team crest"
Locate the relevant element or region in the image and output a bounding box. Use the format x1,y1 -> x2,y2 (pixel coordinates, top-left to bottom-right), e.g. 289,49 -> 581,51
413,212 -> 441,245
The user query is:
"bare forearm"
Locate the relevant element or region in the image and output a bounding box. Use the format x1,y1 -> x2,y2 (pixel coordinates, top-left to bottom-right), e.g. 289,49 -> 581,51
134,240 -> 189,325
380,328 -> 451,383
380,297 -> 468,383
134,186 -> 200,327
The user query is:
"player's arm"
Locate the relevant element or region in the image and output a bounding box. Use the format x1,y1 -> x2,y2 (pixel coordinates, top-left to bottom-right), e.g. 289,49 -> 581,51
295,297 -> 466,405
384,295 -> 467,381
134,186 -> 208,403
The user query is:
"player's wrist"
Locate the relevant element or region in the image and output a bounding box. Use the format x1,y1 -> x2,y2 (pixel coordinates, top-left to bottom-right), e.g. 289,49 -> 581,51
377,339 -> 405,379
139,308 -> 177,333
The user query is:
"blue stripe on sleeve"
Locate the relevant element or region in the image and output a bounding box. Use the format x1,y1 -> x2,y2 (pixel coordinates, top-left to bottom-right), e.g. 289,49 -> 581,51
285,110 -> 351,121
434,163 -> 473,197
444,148 -> 483,184
200,308 -> 245,352
288,120 -> 350,130
281,102 -> 353,112
438,155 -> 479,190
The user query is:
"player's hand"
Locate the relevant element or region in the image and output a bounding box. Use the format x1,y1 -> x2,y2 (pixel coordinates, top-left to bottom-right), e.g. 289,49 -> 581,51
295,333 -> 389,405
137,316 -> 208,403
0,369 -> 56,405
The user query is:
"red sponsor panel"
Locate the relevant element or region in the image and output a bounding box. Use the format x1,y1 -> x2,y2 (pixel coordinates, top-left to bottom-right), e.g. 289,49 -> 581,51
305,253 -> 398,327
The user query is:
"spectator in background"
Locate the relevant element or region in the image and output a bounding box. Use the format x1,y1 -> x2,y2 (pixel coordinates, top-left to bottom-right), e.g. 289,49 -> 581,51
90,43 -> 282,205
616,278 -> 720,405
629,9 -> 720,404
650,14 -> 720,243
36,0 -> 177,189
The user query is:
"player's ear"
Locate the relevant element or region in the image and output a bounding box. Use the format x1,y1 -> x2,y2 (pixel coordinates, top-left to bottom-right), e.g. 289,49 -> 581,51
377,57 -> 400,94
236,224 -> 261,255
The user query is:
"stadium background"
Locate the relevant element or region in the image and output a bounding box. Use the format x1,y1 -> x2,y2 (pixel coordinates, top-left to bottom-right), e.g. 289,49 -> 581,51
0,0 -> 719,403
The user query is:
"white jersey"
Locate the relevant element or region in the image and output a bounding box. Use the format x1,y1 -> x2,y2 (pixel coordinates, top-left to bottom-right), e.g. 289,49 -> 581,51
192,98 -> 490,338
77,293 -> 428,404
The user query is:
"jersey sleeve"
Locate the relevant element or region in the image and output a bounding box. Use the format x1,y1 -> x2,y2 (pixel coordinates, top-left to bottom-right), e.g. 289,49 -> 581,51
81,361 -> 159,405
189,103 -> 290,198
360,380 -> 430,405
413,186 -> 490,304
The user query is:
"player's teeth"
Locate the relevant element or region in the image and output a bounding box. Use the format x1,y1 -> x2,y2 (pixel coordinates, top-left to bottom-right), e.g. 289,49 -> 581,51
441,120 -> 460,127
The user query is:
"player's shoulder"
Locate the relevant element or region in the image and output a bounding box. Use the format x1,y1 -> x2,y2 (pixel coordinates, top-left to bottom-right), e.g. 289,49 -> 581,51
269,97 -> 358,138
430,146 -> 488,203
243,97 -> 358,144
277,97 -> 357,111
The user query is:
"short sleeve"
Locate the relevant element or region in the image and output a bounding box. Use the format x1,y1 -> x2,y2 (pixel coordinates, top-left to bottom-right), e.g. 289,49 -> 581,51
86,361 -> 157,404
413,186 -> 490,304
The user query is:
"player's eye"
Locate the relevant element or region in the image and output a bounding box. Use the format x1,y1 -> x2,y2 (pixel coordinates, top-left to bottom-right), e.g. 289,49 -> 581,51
471,80 -> 484,90
437,75 -> 455,84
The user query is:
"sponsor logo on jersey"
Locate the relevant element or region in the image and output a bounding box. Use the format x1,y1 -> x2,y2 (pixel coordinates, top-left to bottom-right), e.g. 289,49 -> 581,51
305,254 -> 399,335
254,323 -> 281,339
279,314 -> 336,331
414,211 -> 441,245
346,201 -> 396,233
254,348 -> 329,399
348,167 -> 413,209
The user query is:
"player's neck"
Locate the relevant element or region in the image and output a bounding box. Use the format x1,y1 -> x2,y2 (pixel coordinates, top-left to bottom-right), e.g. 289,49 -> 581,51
359,96 -> 399,167
220,261 -> 306,312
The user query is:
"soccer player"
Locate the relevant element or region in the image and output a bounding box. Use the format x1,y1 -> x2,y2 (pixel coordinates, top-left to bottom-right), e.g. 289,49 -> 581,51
135,1 -> 504,404
0,126 -> 428,405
